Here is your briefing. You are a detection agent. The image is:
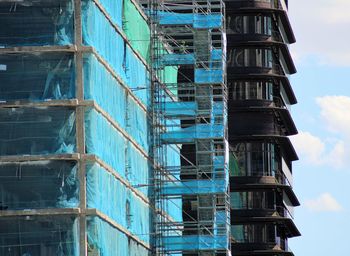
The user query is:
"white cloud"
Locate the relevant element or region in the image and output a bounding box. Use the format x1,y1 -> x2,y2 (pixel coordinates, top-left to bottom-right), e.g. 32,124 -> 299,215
291,132 -> 325,165
291,132 -> 347,169
289,0 -> 350,66
327,140 -> 346,169
316,96 -> 350,137
304,193 -> 343,212
292,96 -> 350,169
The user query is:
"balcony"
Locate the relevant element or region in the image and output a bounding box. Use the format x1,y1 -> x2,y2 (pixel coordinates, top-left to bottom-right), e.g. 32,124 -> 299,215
226,47 -> 292,77
226,0 -> 296,44
228,108 -> 297,137
228,141 -> 298,195
231,223 -> 294,254
229,159 -> 293,190
228,80 -> 291,107
226,13 -> 285,43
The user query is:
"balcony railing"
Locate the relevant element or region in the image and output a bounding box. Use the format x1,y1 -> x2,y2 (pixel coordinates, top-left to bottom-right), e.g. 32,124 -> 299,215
275,169 -> 292,187
276,205 -> 293,220
231,224 -> 289,247
230,193 -> 294,219
271,29 -> 284,42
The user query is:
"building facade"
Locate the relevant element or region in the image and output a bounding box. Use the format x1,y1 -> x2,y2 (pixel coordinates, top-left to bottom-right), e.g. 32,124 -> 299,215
0,0 -> 229,255
0,0 -> 177,255
0,0 -> 298,255
225,0 -> 300,255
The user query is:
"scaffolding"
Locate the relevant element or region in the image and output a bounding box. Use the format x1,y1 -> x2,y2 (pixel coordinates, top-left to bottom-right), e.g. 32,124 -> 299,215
0,0 -> 156,255
149,1 -> 231,255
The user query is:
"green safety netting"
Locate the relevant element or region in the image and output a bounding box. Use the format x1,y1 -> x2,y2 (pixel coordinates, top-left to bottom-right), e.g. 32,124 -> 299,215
123,0 -> 150,61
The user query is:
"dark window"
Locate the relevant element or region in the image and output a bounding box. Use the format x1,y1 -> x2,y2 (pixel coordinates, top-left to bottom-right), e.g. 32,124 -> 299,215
228,48 -> 273,68
232,142 -> 277,176
231,191 -> 276,210
227,15 -> 272,35
231,223 -> 277,244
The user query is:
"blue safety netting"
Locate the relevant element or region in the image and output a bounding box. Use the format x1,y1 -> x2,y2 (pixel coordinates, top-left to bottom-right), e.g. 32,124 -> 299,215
161,124 -> 224,144
158,12 -> 222,29
0,215 -> 79,256
193,14 -> 222,29
125,46 -> 150,105
86,162 -> 151,244
161,196 -> 183,222
162,234 -> 229,251
82,0 -> 125,80
213,102 -> 225,116
163,179 -> 227,195
166,145 -> 181,174
0,53 -> 75,102
127,141 -> 150,196
211,48 -> 224,61
164,101 -> 225,120
85,109 -> 152,195
151,135 -> 182,222
84,108 -> 150,189
87,216 -> 149,256
0,0 -> 74,47
126,96 -> 149,151
129,238 -> 149,256
162,144 -> 183,222
164,102 -> 197,118
85,109 -> 126,178
0,107 -> 76,156
82,0 -> 149,105
84,53 -> 149,151
195,68 -> 224,84
161,53 -> 196,66
99,0 -> 123,28
0,160 -> 79,210
158,13 -> 194,25
83,53 -> 127,129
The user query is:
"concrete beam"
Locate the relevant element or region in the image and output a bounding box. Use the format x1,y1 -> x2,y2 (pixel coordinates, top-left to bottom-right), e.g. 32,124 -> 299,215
0,154 -> 80,163
0,208 -> 80,217
0,45 -> 77,54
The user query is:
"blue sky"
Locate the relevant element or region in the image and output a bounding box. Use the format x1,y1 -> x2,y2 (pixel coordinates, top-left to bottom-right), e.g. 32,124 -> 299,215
288,1 -> 350,255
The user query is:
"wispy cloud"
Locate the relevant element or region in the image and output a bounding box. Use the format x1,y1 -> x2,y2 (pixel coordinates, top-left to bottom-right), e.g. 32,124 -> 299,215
304,193 -> 343,212
290,0 -> 350,66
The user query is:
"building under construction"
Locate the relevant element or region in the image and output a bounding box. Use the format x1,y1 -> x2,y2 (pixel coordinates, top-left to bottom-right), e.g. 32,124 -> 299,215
0,0 -> 299,255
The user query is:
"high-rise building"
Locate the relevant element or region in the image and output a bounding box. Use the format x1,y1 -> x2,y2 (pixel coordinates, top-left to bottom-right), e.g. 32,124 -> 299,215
225,0 -> 300,255
0,0 -> 175,255
0,0 -> 299,255
0,0 -> 230,255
